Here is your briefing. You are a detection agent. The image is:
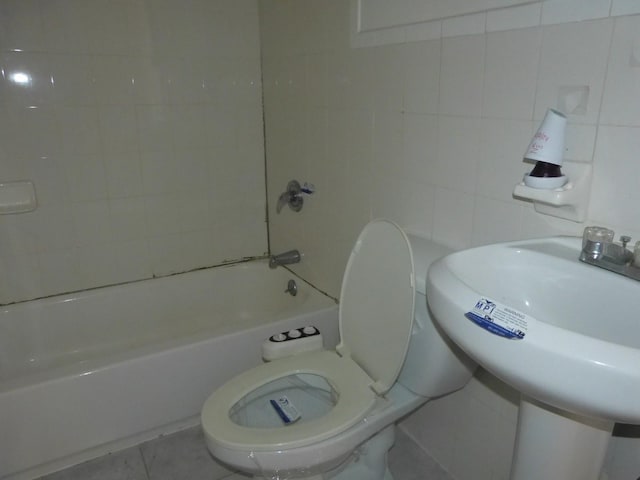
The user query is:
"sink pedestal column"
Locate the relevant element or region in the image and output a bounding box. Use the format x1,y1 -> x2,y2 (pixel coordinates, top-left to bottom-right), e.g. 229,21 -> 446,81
510,397 -> 613,480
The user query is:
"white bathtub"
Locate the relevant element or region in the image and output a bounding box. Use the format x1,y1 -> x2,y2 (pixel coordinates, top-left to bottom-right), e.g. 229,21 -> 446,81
0,261 -> 339,480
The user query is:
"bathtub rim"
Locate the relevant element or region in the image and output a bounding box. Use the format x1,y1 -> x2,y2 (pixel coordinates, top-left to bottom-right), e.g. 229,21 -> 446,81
0,259 -> 337,390
1,305 -> 339,480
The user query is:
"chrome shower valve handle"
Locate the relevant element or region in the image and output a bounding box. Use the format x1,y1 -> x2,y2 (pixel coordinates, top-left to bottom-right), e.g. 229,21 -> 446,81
276,180 -> 314,213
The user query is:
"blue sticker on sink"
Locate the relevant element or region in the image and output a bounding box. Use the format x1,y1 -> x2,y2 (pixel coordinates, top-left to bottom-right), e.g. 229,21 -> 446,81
465,298 -> 527,340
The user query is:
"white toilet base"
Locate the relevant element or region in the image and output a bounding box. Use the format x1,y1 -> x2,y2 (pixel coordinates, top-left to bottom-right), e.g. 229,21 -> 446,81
330,425 -> 395,480
251,425 -> 396,480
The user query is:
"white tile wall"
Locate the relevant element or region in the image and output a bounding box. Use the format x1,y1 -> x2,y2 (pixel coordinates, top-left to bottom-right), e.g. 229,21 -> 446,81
0,0 -> 267,304
600,15 -> 640,126
486,3 -> 542,32
534,19 -> 613,124
351,0 -> 637,47
442,13 -> 486,38
439,36 -> 485,117
260,1 -> 640,479
540,0 -> 612,25
611,0 -> 640,16
482,29 -> 541,120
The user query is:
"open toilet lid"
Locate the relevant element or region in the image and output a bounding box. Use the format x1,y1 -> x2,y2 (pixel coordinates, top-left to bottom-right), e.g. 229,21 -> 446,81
337,220 -> 415,395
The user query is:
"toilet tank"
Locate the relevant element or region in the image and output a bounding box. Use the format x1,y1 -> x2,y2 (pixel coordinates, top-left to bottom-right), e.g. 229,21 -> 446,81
397,234 -> 477,397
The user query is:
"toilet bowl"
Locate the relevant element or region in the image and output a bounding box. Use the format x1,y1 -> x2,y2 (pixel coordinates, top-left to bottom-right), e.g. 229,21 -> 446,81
201,220 -> 476,479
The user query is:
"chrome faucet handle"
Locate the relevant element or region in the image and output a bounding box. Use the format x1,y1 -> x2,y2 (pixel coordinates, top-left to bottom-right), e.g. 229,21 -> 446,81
620,235 -> 631,249
301,182 -> 315,194
284,279 -> 298,296
581,226 -> 615,260
276,180 -> 306,214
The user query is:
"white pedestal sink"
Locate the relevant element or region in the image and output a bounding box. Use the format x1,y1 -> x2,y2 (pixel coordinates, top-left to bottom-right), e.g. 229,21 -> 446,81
426,236 -> 640,480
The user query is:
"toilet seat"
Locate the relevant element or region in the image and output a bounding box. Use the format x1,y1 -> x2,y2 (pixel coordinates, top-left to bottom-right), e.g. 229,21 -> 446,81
202,350 -> 378,452
202,220 -> 415,462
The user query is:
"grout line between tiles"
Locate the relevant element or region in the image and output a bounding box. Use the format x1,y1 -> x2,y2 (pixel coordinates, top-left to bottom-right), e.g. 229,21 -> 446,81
138,445 -> 152,480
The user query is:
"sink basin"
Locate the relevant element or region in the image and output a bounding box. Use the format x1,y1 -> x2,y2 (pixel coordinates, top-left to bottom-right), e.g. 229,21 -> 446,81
426,236 -> 640,424
427,236 -> 640,479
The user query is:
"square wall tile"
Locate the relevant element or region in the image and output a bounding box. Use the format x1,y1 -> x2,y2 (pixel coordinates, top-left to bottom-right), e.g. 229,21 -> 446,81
372,111 -> 404,179
519,203 -> 585,239
136,105 -> 174,153
590,126 -> 640,228
432,187 -> 475,250
104,153 -> 144,199
91,55 -> 136,106
140,150 -> 181,196
170,106 -> 207,151
402,40 -> 441,114
450,397 -> 505,480
435,116 -> 483,194
476,118 -> 535,204
0,252 -> 41,304
109,197 -> 147,242
541,0 -> 612,25
144,195 -> 184,238
471,196 -> 523,246
603,434 -> 640,479
0,0 -> 45,52
439,34 -> 486,117
365,45 -> 406,113
63,154 -> 108,202
389,429 -> 453,480
71,201 -> 113,247
400,388 -> 469,469
98,106 -> 138,153
600,15 -> 640,126
0,52 -> 54,107
75,243 -> 120,288
611,0 -> 640,16
483,28 -> 541,120
40,0 -> 92,54
147,233 -> 186,277
399,180 -> 436,239
131,57 -> 172,106
85,0 -> 134,56
486,3 -> 542,32
37,248 -> 82,296
442,12 -> 486,38
31,205 -> 77,252
564,123 -> 597,161
1,106 -> 62,158
58,106 -> 101,156
534,19 -> 613,124
50,54 -> 96,106
24,155 -> 70,206
403,20 -> 442,43
113,239 -> 152,283
402,113 -> 439,183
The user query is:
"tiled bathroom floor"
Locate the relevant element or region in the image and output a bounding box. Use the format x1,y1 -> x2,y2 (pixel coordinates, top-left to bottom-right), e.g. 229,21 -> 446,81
38,426 -> 453,480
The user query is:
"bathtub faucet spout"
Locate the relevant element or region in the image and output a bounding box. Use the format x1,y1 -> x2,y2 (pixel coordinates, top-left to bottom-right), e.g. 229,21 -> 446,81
269,250 -> 301,269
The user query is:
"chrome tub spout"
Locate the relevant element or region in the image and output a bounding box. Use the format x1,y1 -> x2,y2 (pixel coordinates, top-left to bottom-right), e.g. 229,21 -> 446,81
269,250 -> 301,269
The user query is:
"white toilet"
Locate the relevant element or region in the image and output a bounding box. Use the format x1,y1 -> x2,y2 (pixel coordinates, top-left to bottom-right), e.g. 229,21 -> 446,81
201,220 -> 476,479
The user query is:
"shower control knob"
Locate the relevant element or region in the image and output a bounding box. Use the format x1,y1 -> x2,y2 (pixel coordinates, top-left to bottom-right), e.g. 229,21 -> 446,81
288,329 -> 302,338
262,326 -> 323,361
276,180 -> 315,214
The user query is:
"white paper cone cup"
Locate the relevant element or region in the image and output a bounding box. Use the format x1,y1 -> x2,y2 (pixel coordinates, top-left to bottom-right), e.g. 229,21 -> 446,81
524,109 -> 567,166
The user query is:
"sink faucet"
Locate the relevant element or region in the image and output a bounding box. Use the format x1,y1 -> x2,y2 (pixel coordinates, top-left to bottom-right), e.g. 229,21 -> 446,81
579,226 -> 640,280
269,249 -> 301,269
